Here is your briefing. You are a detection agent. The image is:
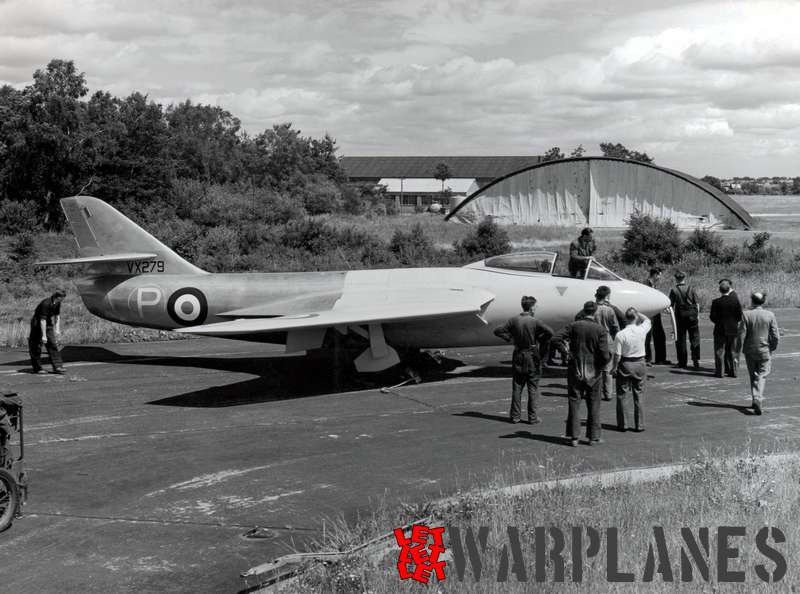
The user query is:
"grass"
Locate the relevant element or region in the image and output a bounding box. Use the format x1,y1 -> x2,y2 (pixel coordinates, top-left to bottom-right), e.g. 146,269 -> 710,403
285,449 -> 800,593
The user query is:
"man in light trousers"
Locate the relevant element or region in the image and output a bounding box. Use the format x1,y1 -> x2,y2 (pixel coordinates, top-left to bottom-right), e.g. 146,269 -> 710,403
612,308 -> 650,432
738,292 -> 779,415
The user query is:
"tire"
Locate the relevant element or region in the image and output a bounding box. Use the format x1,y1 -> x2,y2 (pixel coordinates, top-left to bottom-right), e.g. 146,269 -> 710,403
0,468 -> 19,532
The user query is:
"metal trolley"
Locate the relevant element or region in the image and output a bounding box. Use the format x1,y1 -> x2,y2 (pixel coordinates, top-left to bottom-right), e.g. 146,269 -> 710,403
0,393 -> 27,532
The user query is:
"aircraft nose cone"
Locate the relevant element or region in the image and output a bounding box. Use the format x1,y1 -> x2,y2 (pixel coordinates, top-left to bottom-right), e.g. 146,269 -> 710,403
643,285 -> 671,316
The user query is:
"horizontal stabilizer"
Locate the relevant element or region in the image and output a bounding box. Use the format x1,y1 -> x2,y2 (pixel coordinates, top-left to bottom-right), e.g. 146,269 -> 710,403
177,290 -> 495,336
37,253 -> 159,265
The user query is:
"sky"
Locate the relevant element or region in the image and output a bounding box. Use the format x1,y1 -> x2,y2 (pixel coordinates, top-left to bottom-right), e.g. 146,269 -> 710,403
1,0 -> 799,177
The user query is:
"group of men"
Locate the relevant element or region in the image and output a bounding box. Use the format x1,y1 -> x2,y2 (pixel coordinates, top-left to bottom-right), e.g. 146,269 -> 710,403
494,286 -> 649,446
494,272 -> 781,446
664,268 -> 780,415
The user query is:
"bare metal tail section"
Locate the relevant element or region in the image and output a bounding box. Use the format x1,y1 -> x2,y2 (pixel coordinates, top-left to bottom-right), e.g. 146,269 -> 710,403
39,196 -> 206,275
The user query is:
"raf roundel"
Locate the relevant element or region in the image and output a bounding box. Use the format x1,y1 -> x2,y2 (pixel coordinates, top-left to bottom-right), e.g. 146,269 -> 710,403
167,288 -> 208,326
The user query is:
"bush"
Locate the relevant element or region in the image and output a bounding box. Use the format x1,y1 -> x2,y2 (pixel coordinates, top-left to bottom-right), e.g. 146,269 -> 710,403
9,232 -> 38,264
743,232 -> 783,265
0,200 -> 41,235
301,174 -> 343,215
453,218 -> 511,260
685,227 -> 723,259
389,223 -> 434,266
621,210 -> 681,265
195,225 -> 241,271
341,184 -> 367,216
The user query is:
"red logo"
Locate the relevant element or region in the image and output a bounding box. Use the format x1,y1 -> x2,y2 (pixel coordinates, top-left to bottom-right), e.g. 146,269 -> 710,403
394,524 -> 446,583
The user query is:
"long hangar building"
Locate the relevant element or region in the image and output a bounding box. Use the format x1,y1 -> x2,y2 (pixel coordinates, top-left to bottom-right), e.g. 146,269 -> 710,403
340,156 -> 753,229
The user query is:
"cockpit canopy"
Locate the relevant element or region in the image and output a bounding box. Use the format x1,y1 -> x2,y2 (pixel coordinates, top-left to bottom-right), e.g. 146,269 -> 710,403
475,251 -> 623,281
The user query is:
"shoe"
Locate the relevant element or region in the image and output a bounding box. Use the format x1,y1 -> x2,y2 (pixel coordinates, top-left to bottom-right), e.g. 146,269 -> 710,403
589,438 -> 603,445
753,402 -> 762,415
602,397 -> 612,402
634,428 -> 645,432
714,373 -> 723,379
569,439 -> 578,447
510,418 -> 521,424
726,373 -> 737,378
654,360 -> 672,365
618,425 -> 627,432
693,361 -> 700,370
528,418 -> 542,425
53,368 -> 66,375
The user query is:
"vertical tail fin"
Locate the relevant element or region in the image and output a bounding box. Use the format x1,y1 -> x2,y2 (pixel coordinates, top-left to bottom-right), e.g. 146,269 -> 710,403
60,196 -> 206,275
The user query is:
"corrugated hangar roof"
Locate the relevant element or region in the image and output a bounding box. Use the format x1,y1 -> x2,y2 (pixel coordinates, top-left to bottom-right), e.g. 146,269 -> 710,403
340,156 -> 542,179
445,156 -> 754,228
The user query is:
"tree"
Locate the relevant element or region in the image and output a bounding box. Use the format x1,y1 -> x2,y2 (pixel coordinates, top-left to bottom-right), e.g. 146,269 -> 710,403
792,177 -> 800,195
166,100 -> 243,185
432,162 -> 452,193
701,175 -> 724,192
599,142 -> 654,163
569,144 -> 585,158
541,147 -> 564,162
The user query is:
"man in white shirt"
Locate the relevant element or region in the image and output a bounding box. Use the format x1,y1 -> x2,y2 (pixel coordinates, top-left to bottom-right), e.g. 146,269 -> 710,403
612,307 -> 651,432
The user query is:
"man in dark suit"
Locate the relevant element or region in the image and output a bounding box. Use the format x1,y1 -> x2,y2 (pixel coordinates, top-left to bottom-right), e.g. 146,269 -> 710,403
552,301 -> 611,447
710,278 -> 743,378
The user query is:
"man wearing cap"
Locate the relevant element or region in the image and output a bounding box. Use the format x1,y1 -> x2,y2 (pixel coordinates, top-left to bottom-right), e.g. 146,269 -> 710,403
669,271 -> 701,369
710,278 -> 743,378
738,292 -> 779,415
568,228 -> 596,278
29,290 -> 66,374
644,267 -> 670,365
552,301 -> 611,446
612,308 -> 650,432
494,296 -> 554,424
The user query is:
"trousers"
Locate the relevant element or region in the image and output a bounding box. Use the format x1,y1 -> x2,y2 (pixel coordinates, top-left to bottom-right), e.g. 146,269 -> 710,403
29,324 -> 62,372
675,319 -> 700,367
566,373 -> 601,440
744,355 -> 771,405
713,329 -> 739,376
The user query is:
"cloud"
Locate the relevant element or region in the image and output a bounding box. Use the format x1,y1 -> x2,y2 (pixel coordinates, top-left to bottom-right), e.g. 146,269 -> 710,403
0,0 -> 798,175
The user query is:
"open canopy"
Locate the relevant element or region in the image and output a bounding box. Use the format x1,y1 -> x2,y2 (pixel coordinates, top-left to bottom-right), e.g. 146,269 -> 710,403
467,251 -> 623,281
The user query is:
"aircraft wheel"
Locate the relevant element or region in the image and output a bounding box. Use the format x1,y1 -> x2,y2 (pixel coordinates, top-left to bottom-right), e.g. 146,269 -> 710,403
0,468 -> 19,532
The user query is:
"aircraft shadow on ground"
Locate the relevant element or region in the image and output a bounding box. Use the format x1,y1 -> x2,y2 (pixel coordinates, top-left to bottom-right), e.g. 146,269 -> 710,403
4,346 -> 566,408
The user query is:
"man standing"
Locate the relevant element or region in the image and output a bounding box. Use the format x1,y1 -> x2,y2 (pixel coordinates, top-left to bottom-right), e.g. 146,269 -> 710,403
738,292 -> 779,415
578,286 -> 619,401
710,279 -> 743,378
568,228 -> 596,278
494,296 -> 554,424
644,267 -> 669,365
552,301 -> 611,446
669,271 -> 701,369
612,308 -> 650,432
29,290 -> 66,375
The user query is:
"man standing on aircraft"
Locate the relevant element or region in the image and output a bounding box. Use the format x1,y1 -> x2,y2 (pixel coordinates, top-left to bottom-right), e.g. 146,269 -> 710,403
552,301 -> 611,446
710,278 -> 743,378
29,290 -> 66,375
669,271 -> 701,369
576,286 -> 619,401
612,308 -> 650,432
738,292 -> 779,415
494,296 -> 554,424
568,228 -> 596,278
644,267 -> 670,366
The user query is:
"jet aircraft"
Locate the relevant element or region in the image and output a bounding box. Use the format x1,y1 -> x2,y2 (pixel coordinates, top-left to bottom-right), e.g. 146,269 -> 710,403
40,196 -> 671,373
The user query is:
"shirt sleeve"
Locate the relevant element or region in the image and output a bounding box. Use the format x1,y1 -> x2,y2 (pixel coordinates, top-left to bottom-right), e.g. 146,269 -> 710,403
613,334 -> 623,357
640,317 -> 651,334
